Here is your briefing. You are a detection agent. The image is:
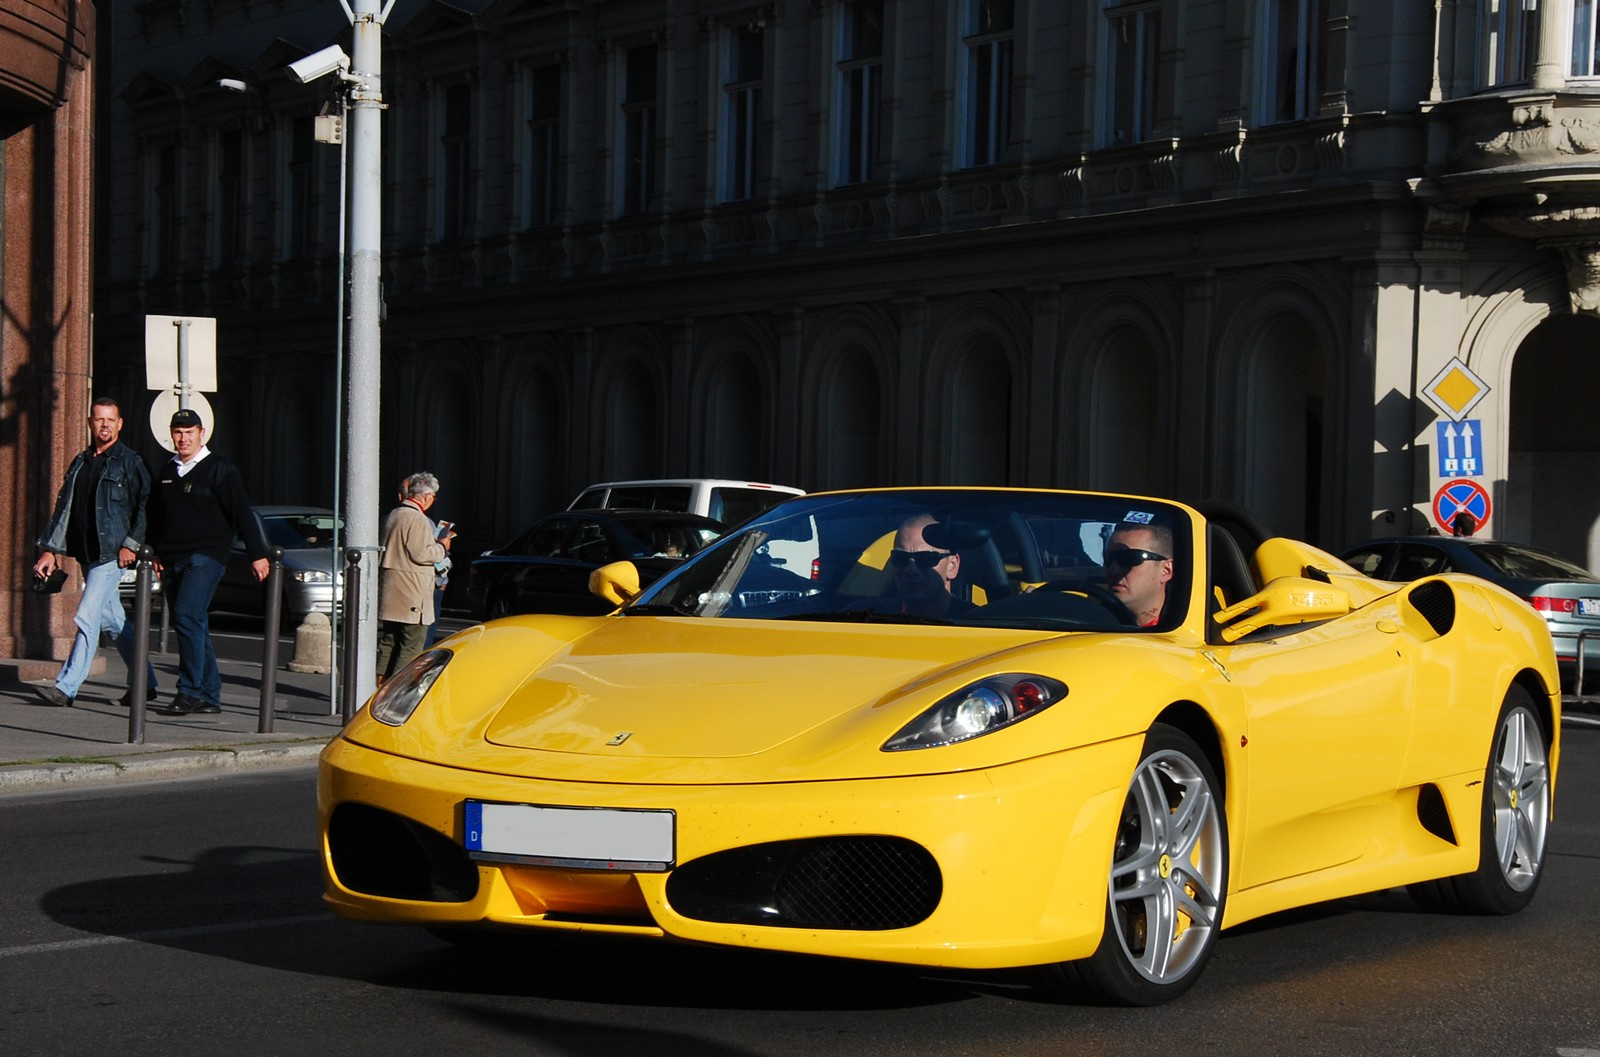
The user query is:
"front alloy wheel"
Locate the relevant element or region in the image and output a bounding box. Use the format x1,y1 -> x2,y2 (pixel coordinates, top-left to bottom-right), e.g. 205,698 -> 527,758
1042,724 -> 1228,1005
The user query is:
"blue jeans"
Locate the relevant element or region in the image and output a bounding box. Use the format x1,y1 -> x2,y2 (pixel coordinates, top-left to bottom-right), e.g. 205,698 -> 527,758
163,553 -> 226,704
56,559 -> 156,698
425,586 -> 446,647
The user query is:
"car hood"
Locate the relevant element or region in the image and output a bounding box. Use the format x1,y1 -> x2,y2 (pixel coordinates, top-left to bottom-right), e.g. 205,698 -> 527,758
283,548 -> 337,574
480,618 -> 1008,758
348,615 -> 1177,784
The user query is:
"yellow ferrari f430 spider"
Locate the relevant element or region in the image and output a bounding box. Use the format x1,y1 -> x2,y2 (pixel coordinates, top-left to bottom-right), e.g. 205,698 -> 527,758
319,488 -> 1559,1005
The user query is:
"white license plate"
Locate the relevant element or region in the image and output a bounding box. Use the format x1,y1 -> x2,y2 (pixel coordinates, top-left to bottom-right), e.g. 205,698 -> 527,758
1580,598 -> 1600,617
463,800 -> 675,871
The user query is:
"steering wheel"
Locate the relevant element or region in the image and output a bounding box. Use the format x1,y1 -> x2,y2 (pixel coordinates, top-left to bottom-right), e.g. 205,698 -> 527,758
1033,578 -> 1138,625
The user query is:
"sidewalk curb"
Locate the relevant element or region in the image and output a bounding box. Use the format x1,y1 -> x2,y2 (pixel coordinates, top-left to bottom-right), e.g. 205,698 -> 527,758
0,739 -> 328,793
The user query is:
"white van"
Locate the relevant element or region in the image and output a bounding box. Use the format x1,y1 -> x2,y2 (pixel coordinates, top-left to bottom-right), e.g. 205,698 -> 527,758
568,478 -> 805,527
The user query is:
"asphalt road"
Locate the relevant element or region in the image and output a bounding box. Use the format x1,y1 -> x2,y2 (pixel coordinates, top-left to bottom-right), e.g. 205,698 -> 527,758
2,725 -> 1596,1057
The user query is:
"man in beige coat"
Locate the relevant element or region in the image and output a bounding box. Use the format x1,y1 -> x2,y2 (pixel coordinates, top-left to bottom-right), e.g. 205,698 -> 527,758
376,472 -> 454,678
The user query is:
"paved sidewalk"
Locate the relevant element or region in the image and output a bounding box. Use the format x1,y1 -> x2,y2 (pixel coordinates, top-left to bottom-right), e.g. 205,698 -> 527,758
0,651 -> 348,794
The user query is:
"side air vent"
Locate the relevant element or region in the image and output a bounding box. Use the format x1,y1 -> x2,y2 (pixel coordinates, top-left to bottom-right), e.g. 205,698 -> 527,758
1407,580 -> 1456,636
1416,783 -> 1457,845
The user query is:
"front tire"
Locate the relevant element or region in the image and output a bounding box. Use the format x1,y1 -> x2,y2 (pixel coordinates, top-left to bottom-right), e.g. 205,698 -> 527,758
1408,685 -> 1551,914
1040,724 -> 1228,1005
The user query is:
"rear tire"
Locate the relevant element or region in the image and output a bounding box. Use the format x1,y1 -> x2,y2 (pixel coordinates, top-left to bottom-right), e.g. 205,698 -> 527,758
1407,685 -> 1551,914
1039,724 -> 1228,1005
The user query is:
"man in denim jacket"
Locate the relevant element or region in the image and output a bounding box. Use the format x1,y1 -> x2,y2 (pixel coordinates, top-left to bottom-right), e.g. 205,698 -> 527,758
32,397 -> 158,707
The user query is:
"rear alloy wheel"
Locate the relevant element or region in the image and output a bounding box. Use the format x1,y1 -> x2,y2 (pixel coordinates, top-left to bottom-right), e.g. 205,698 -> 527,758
1408,685 -> 1550,914
1042,724 -> 1227,1005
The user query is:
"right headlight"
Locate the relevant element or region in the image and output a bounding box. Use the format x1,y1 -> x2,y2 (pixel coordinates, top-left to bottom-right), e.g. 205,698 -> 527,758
369,649 -> 452,726
882,673 -> 1066,751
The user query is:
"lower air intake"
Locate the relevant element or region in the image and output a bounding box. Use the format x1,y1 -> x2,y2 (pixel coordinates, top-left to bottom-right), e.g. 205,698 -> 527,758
667,836 -> 941,930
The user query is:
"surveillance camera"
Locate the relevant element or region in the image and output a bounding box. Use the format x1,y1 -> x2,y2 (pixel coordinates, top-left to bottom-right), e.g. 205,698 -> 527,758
287,44 -> 351,84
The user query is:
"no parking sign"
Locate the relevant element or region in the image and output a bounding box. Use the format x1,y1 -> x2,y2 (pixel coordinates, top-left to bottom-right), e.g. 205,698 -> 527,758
1433,479 -> 1492,534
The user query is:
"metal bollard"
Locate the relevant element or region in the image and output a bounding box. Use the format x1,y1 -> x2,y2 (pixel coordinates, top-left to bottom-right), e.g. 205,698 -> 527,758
340,548 -> 362,724
258,546 -> 285,733
127,546 -> 156,744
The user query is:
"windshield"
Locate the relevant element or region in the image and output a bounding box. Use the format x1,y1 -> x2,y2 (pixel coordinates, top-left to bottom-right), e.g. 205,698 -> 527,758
1475,543 -> 1597,582
629,490 -> 1192,632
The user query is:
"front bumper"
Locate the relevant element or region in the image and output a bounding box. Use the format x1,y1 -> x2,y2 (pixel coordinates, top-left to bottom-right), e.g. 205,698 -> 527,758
317,733 -> 1142,970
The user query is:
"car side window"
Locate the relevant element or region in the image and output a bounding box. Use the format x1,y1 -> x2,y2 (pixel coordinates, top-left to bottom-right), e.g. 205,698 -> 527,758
1342,546 -> 1389,577
522,521 -> 568,557
712,488 -> 786,526
569,521 -> 611,563
609,486 -> 691,512
1394,543 -> 1450,580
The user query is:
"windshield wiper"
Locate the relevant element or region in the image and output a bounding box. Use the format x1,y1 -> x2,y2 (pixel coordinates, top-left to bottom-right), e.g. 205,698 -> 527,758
776,608 -> 954,626
622,602 -> 697,617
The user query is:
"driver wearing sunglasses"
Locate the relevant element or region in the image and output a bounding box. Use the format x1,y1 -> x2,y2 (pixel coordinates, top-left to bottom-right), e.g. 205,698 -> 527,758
1104,523 -> 1174,627
889,513 -> 971,619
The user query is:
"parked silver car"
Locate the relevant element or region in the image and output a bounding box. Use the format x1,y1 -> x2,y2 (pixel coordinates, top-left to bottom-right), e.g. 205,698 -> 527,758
211,505 -> 344,621
1339,535 -> 1600,694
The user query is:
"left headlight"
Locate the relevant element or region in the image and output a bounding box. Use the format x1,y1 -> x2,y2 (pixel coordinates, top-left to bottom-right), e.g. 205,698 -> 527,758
883,673 -> 1066,751
369,649 -> 452,726
290,569 -> 333,583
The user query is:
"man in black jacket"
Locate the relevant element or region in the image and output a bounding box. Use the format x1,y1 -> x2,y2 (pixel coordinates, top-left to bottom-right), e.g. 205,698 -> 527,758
147,408 -> 269,716
31,397 -> 157,707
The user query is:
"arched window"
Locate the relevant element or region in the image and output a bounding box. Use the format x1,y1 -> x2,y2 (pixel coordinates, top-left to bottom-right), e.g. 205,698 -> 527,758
605,359 -> 662,480
704,353 -> 765,479
817,347 -> 885,488
943,335 -> 1013,484
1239,314 -> 1325,540
1086,325 -> 1164,494
1509,313 -> 1600,565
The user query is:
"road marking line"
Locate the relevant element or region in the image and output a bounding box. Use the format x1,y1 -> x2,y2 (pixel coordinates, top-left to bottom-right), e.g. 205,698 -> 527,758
0,913 -> 328,958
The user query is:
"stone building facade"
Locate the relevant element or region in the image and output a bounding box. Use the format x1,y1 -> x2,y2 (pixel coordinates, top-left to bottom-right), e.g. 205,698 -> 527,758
87,0 -> 1600,573
1,0 -> 96,664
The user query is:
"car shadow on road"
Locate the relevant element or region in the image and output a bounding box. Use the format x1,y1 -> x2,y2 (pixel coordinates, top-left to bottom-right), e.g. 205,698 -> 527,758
38,843 -> 1018,1013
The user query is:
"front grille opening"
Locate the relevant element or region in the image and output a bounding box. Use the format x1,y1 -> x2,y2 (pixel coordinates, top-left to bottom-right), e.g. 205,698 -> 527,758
327,802 -> 479,902
666,836 -> 941,931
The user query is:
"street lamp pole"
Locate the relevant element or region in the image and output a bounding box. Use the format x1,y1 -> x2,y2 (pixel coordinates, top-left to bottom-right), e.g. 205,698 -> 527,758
344,0 -> 388,706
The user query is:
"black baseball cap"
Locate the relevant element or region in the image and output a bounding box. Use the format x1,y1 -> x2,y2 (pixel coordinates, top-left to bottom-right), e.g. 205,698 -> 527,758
170,408 -> 203,429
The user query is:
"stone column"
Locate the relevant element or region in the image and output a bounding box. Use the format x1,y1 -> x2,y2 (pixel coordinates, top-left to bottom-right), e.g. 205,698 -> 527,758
1533,0 -> 1572,90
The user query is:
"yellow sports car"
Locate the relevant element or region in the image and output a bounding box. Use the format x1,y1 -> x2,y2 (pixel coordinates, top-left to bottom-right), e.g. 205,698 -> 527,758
318,488 -> 1560,1005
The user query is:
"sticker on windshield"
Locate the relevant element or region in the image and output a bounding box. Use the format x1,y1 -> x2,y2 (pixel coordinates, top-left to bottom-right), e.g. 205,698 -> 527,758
1122,510 -> 1155,525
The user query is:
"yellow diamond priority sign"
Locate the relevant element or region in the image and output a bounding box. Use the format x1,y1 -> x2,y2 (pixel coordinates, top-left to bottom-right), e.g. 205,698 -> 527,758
1422,357 -> 1489,422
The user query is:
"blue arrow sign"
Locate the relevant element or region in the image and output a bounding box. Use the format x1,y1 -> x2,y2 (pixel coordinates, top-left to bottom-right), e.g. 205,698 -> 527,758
1436,419 -> 1481,478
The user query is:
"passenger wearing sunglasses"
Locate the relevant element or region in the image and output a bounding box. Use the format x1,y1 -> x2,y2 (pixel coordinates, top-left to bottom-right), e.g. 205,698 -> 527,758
1104,523 -> 1175,627
889,513 -> 972,619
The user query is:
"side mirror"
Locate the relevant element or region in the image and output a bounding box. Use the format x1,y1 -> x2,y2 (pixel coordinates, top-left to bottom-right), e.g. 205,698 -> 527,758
589,560 -> 642,608
1214,576 -> 1351,643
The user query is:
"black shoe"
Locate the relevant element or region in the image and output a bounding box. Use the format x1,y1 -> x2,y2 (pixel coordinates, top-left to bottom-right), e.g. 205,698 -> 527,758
192,699 -> 221,714
32,684 -> 73,708
118,688 -> 160,708
157,693 -> 210,716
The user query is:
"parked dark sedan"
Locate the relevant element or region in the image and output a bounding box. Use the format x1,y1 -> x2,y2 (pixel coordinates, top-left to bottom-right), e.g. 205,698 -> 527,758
466,509 -> 724,619
1339,535 -> 1600,693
